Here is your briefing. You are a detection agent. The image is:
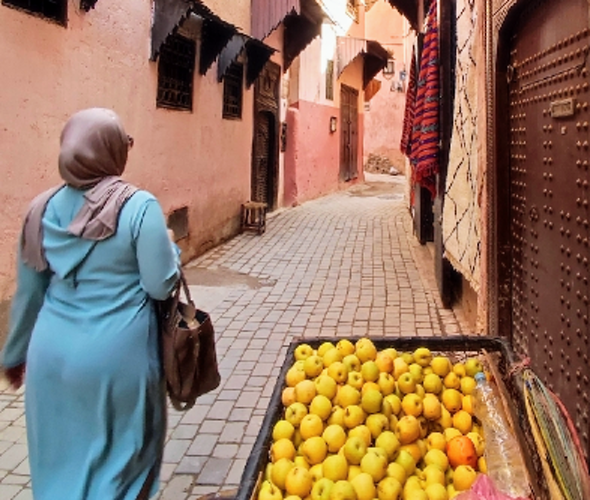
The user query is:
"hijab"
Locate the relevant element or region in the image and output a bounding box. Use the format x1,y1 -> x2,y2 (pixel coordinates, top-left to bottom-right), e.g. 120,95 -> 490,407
21,108 -> 138,272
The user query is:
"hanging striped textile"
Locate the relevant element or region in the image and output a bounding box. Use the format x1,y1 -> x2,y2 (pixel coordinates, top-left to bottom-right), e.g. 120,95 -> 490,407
409,0 -> 439,197
399,47 -> 417,156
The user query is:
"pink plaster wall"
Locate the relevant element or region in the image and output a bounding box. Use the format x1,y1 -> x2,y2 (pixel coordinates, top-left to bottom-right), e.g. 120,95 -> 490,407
364,1 -> 408,172
0,1 -> 253,301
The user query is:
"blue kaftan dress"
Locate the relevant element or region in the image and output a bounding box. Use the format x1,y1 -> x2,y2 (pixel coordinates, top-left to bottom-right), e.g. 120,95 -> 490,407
2,186 -> 179,500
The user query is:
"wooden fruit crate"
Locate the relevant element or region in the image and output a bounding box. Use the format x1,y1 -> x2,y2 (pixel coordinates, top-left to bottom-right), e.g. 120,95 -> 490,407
236,335 -> 547,500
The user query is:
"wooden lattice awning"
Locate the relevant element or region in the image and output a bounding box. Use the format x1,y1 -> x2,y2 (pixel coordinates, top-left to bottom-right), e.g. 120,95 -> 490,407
387,0 -> 433,31
217,35 -> 277,87
151,0 -> 238,75
337,37 -> 390,89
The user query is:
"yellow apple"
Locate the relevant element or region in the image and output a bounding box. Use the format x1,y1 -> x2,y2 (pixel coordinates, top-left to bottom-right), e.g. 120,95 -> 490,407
443,428 -> 462,443
381,398 -> 394,420
441,389 -> 463,414
378,476 -> 403,500
347,371 -> 364,390
295,343 -> 314,361
401,393 -> 423,417
327,361 -> 348,384
294,455 -> 310,470
459,376 -> 476,396
394,449 -> 416,476
366,413 -> 389,440
399,443 -> 422,463
361,389 -> 383,414
375,430 -> 400,461
311,477 -> 334,500
360,447 -> 388,482
330,480 -> 357,500
348,464 -> 362,481
452,465 -> 477,491
361,361 -> 380,383
315,375 -> 338,401
361,381 -> 381,396
350,472 -> 376,500
386,462 -> 407,484
477,456 -> 487,473
304,355 -> 324,378
423,449 -> 449,472
337,339 -> 356,357
309,463 -> 324,482
422,394 -> 442,421
422,463 -> 446,486
322,454 -> 348,482
413,347 -> 433,367
293,429 -> 303,448
273,420 -> 296,441
301,436 -> 328,465
258,480 -> 283,500
286,366 -> 307,387
404,478 -> 427,500
343,405 -> 366,429
338,385 -> 361,408
375,352 -> 394,373
282,387 -> 297,407
342,435 -> 367,465
426,432 -> 446,452
348,424 -> 372,447
295,379 -> 317,405
443,372 -> 460,390
423,374 -> 443,395
384,394 -> 402,415
393,357 -> 409,380
452,363 -> 466,378
466,432 -> 485,457
397,372 -> 417,394
436,407 -> 453,430
271,457 -> 295,489
342,354 -> 362,373
285,402 -> 308,427
310,395 -> 333,421
328,406 -> 346,427
322,424 -> 347,453
464,358 -> 483,378
425,483 -> 448,500
300,413 -> 324,440
401,352 -> 414,365
355,338 -> 377,363
451,410 -> 472,434
323,347 -> 344,367
271,438 -> 296,462
395,415 -> 421,444
318,342 -> 336,357
285,466 -> 313,497
409,363 -> 424,383
377,372 -> 396,396
431,357 -> 452,377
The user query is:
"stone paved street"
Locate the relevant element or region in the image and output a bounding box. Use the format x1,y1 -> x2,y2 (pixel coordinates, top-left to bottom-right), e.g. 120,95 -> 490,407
0,174 -> 470,499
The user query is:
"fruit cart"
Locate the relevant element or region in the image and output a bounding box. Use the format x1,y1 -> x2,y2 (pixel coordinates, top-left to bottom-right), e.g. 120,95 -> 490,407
235,335 -> 581,500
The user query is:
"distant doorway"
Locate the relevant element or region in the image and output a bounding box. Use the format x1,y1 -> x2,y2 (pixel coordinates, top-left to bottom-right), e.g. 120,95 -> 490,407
340,84 -> 359,181
251,61 -> 280,209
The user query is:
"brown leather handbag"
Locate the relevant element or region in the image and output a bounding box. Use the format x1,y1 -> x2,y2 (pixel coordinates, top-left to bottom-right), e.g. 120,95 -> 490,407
157,272 -> 221,410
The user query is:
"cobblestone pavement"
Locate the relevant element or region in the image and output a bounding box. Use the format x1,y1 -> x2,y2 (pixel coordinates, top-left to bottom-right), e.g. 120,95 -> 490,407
0,174 -> 470,499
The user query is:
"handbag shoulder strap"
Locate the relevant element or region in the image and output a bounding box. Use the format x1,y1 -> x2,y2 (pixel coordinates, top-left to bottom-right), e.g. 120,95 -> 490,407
179,270 -> 195,307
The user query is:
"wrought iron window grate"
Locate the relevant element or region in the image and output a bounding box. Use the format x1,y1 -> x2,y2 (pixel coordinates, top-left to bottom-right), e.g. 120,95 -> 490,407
2,0 -> 66,23
157,34 -> 196,111
223,63 -> 243,120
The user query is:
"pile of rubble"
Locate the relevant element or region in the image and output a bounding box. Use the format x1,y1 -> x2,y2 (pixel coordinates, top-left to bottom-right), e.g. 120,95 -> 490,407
364,153 -> 400,175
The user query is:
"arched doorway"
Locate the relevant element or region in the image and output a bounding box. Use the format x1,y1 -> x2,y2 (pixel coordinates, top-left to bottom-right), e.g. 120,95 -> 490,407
494,0 -> 590,463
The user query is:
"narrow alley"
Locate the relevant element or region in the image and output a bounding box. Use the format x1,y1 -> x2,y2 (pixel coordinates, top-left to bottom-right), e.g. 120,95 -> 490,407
0,174 -> 469,500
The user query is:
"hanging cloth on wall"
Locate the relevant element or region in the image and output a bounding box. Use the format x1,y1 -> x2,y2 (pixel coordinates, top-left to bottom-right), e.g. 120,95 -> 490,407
409,0 -> 440,198
399,47 -> 417,156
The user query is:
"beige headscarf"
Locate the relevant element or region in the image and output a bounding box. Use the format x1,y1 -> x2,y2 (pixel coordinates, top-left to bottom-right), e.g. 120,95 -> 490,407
21,108 -> 138,271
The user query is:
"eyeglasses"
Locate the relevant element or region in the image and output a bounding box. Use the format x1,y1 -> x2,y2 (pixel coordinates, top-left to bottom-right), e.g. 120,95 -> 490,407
127,135 -> 134,150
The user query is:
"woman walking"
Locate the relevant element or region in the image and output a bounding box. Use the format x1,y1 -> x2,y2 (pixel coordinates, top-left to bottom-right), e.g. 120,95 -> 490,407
1,108 -> 179,499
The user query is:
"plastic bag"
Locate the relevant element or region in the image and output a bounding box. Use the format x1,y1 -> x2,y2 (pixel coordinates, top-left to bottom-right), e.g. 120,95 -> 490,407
455,475 -> 531,500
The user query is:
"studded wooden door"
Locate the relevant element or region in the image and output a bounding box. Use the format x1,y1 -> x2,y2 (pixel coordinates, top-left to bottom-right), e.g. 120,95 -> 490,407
506,0 -> 590,457
252,62 -> 280,208
340,85 -> 359,181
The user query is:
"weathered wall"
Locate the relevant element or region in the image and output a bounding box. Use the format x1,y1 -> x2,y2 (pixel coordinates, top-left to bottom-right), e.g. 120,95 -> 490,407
364,0 -> 408,173
0,0 -> 253,341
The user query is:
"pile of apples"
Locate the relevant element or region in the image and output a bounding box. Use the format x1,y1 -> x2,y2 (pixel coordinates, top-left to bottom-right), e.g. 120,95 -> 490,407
258,339 -> 488,500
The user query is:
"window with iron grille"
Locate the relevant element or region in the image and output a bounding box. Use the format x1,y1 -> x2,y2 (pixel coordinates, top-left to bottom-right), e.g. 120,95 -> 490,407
157,34 -> 196,111
2,0 -> 66,23
222,63 -> 243,120
326,60 -> 334,101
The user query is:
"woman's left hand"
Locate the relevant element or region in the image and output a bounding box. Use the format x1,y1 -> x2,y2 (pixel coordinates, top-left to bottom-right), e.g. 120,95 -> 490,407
4,363 -> 25,390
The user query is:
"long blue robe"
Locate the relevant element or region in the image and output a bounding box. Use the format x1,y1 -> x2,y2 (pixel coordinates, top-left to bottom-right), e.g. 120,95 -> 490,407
2,186 -> 179,500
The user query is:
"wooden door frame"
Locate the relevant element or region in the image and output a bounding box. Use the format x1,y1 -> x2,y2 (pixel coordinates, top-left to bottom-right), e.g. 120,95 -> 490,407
252,61 -> 281,210
339,84 -> 359,182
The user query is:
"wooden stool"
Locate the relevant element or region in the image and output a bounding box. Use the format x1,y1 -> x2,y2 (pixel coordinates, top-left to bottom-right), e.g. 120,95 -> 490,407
241,201 -> 267,235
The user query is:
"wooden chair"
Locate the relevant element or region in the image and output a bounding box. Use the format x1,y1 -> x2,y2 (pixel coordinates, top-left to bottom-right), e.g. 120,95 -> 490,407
241,201 -> 267,235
